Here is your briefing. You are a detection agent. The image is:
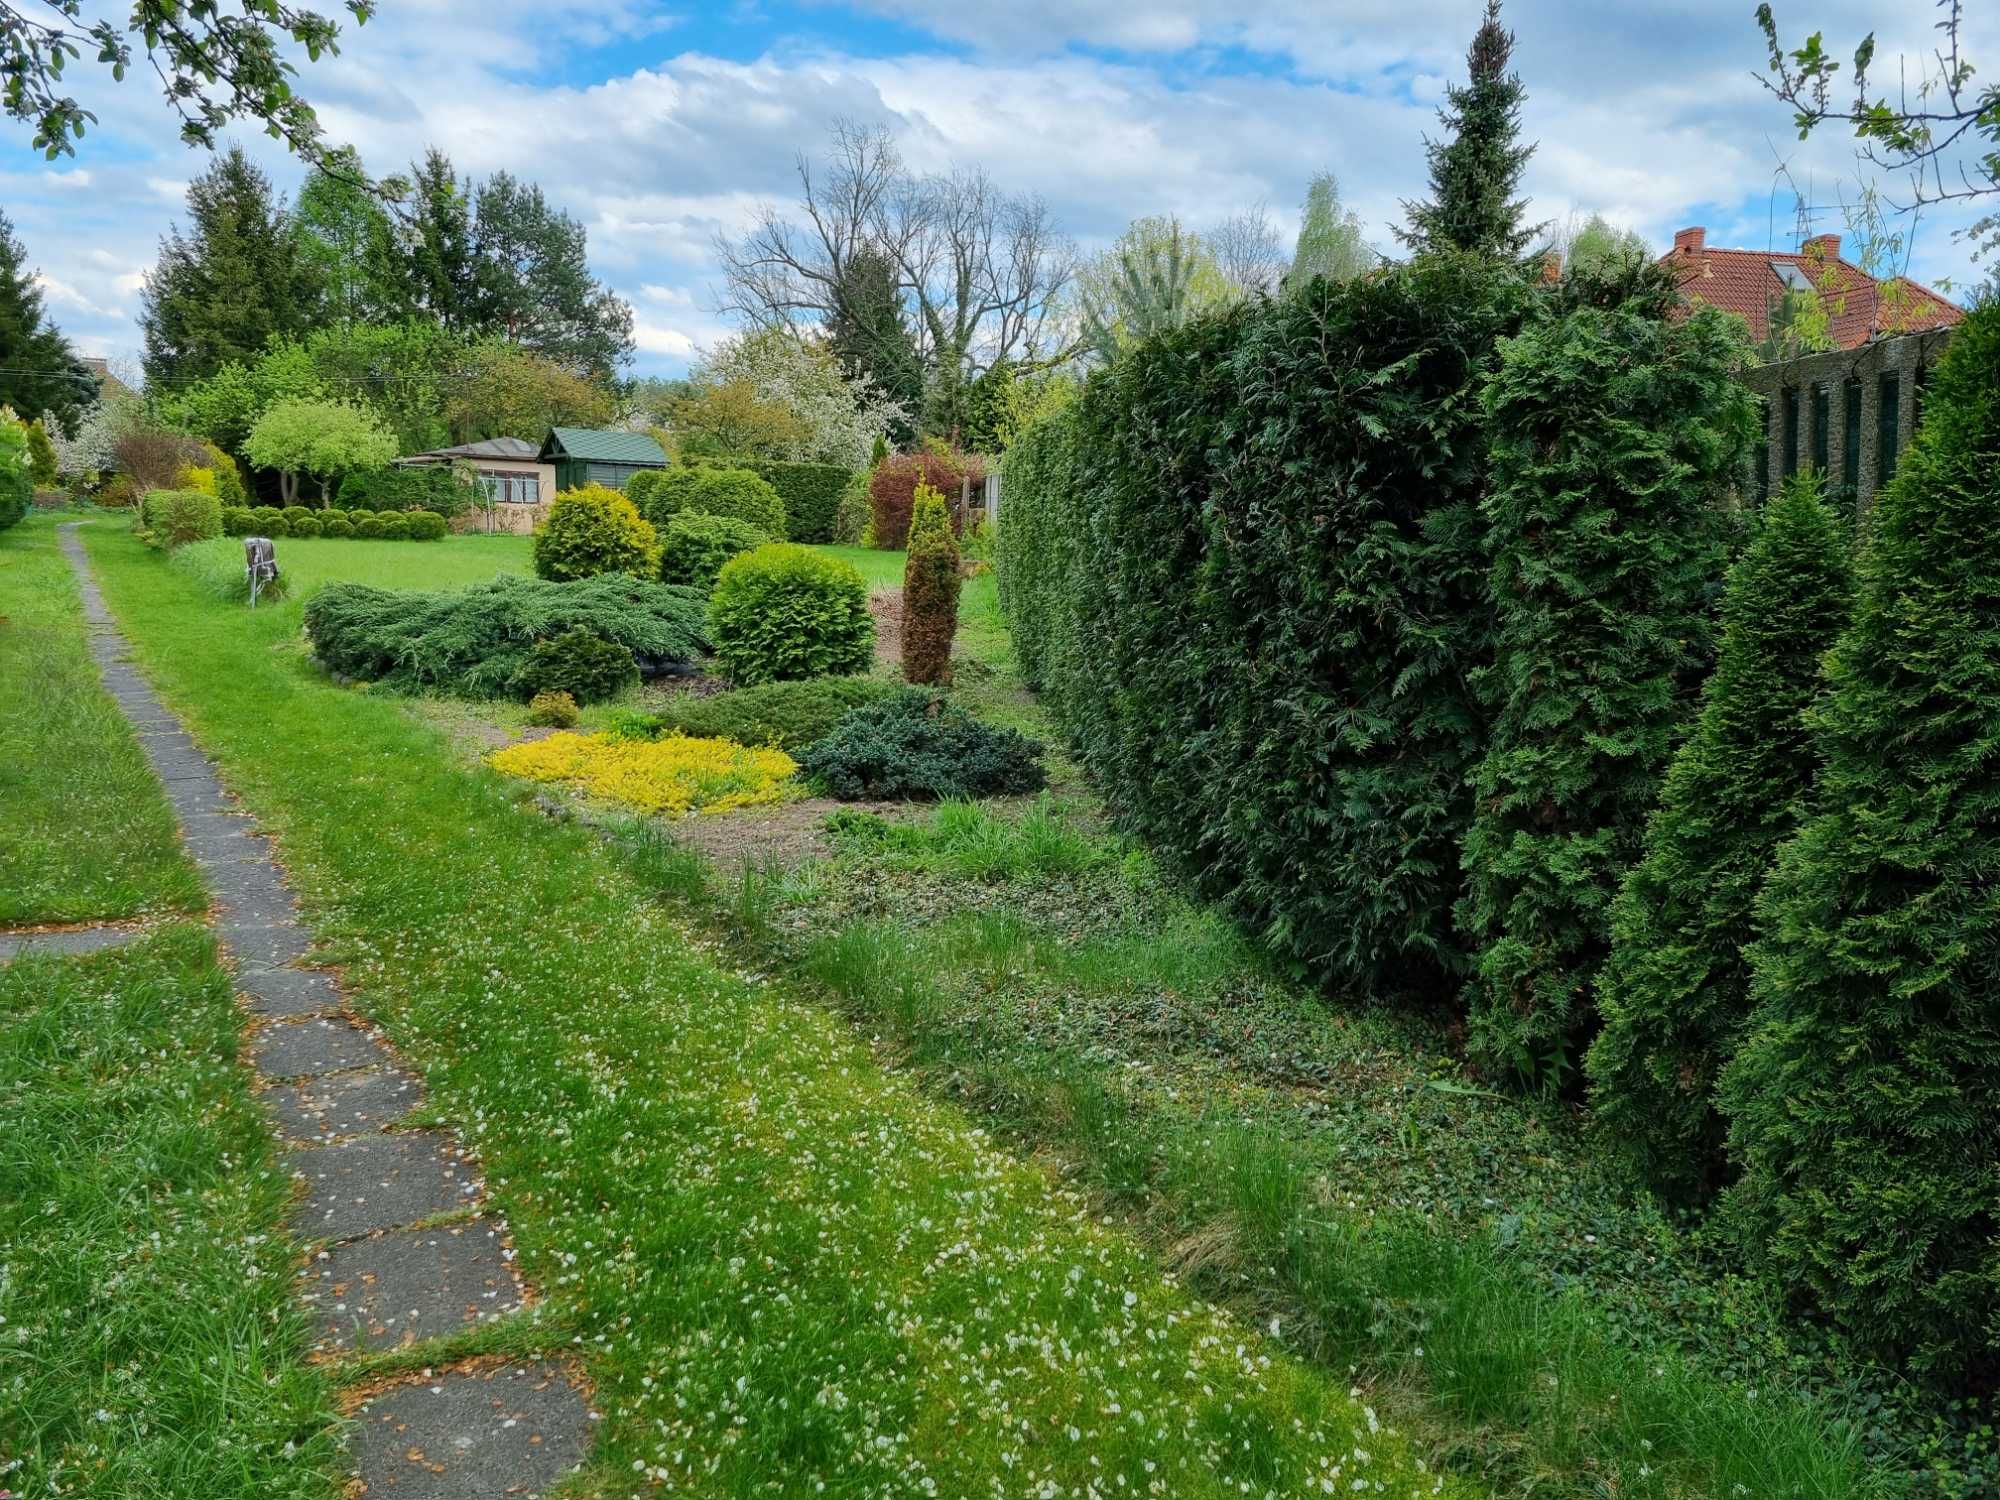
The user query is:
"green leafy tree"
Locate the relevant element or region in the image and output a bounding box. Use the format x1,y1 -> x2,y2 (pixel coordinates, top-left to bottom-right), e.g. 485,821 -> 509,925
2,3 -> 368,164
293,146 -> 405,325
444,338 -> 613,445
0,209 -> 93,431
242,396 -> 396,504
1719,300 -> 2000,1377
302,320 -> 462,452
141,147 -> 320,386
665,380 -> 803,461
1587,472 -> 1853,1198
0,415 -> 30,530
902,483 -> 961,685
23,418 -> 58,487
1398,0 -> 1545,259
1288,172 -> 1372,286
1460,300 -> 1756,1087
1559,213 -> 1651,279
160,338 -> 323,454
1076,216 -> 1232,362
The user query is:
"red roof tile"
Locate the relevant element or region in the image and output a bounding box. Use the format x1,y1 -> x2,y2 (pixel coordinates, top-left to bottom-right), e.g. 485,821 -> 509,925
1659,228 -> 1963,350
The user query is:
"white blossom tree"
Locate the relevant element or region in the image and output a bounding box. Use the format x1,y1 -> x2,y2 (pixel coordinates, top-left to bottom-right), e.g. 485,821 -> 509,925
693,329 -> 908,469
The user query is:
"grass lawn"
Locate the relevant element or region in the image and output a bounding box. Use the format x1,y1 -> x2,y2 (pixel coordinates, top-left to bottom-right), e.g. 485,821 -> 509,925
0,512 -> 206,924
80,517 -> 1454,1498
172,529 -> 534,599
0,927 -> 342,1499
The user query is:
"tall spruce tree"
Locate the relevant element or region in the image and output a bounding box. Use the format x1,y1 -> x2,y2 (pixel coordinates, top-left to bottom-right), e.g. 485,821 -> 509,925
1459,299 -> 1755,1087
0,209 -> 92,431
141,146 -> 319,386
396,149 -> 480,333
1587,471 -> 1853,1198
1398,0 -> 1544,259
826,245 -> 923,438
1719,301 -> 2000,1376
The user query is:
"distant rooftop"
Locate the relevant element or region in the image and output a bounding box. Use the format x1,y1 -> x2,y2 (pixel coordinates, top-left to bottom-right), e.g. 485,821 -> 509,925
539,428 -> 667,465
399,437 -> 541,463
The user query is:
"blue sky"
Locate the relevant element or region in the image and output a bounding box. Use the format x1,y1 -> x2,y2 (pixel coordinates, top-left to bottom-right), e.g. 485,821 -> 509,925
3,0 -> 1991,382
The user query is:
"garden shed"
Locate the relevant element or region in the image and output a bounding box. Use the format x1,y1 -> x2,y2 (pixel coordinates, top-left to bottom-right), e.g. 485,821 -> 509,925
539,428 -> 667,493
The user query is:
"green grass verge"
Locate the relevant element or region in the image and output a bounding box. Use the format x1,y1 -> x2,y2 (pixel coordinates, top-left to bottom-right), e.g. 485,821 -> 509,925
0,925 -> 343,1498
172,530 -> 534,600
80,519 -> 1461,1498
0,513 -> 206,924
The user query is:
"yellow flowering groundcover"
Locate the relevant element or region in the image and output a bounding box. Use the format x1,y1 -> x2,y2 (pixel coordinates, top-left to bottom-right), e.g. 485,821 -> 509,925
490,731 -> 796,815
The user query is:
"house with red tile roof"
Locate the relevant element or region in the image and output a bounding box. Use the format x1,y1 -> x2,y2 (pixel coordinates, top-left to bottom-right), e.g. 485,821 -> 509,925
1660,227 -> 1962,349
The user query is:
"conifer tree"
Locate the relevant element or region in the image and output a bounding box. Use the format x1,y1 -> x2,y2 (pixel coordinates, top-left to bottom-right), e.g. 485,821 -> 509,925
1398,0 -> 1545,259
0,209 -> 92,431
141,146 -> 319,386
23,417 -> 58,487
902,482 -> 960,685
1460,299 -> 1754,1086
1719,301 -> 2000,1375
1587,471 -> 1852,1198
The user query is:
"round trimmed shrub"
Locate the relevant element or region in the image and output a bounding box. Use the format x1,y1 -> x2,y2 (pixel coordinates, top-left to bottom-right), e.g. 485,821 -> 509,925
282,506 -> 315,529
526,690 -> 580,728
534,483 -> 661,581
142,487 -> 223,549
290,515 -> 324,539
354,515 -> 386,539
708,543 -> 873,686
508,627 -> 638,704
323,516 -> 356,539
637,466 -> 787,539
221,506 -> 257,537
251,505 -> 283,529
405,509 -> 447,542
376,512 -> 409,540
623,468 -> 666,513
659,512 -> 769,591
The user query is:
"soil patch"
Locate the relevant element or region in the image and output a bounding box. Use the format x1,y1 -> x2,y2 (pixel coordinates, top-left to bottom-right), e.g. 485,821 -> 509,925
870,588 -> 902,667
665,795 -> 918,875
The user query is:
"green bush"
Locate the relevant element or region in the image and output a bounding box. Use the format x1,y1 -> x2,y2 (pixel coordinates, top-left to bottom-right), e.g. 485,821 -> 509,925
304,574 -> 708,698
289,515 -> 324,539
322,516 -> 355,539
508,627 -> 638,705
251,505 -> 283,529
221,506 -> 256,537
336,464 -> 470,516
140,487 -> 224,549
1719,300 -> 2000,1377
282,506 -> 314,529
902,483 -> 959,684
404,509 -> 447,542
658,511 -> 769,590
708,543 -> 874,686
0,422 -> 28,533
620,677 -> 898,751
1586,471 -> 1853,1201
744,460 -> 848,543
997,257 -> 1530,995
634,466 -> 788,539
376,512 -> 409,540
526,690 -> 580,728
353,515 -> 384,539
798,690 -> 1046,800
831,470 -> 872,544
1458,300 -> 1755,1087
533,483 -> 661,582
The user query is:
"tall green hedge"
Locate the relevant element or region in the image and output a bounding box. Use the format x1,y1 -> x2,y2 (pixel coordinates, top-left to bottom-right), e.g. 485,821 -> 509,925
999,256 -> 1530,993
1458,300 -> 1754,1086
1586,471 -> 1853,1200
747,461 -> 848,543
1719,301 -> 2000,1377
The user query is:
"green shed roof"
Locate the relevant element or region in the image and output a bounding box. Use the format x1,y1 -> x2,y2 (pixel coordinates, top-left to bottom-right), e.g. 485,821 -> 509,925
539,428 -> 668,465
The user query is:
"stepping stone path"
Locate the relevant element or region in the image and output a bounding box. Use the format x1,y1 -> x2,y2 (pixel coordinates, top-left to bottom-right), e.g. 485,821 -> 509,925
51,524 -> 592,1497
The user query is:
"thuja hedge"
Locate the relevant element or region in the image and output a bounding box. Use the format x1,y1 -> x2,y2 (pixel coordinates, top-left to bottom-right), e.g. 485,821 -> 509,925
1000,255 -> 1531,992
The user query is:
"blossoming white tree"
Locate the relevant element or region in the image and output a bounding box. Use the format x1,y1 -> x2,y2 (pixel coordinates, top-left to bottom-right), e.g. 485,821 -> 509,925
694,328 -> 908,469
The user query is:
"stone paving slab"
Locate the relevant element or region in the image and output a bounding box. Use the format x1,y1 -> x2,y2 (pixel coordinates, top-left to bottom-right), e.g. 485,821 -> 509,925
252,1017 -> 396,1080
346,1364 -> 590,1497
223,919 -> 315,968
213,882 -> 301,928
302,1221 -> 521,1351
0,925 -> 149,962
291,1132 -> 475,1243
238,966 -> 344,1018
266,1065 -> 423,1141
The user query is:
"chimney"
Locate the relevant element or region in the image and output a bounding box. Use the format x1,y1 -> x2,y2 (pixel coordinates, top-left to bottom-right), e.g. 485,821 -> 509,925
1804,232 -> 1841,264
1672,225 -> 1705,256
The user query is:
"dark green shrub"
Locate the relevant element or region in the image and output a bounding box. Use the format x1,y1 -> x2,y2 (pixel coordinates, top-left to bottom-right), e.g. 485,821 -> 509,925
659,512 -> 769,590
526,690 -> 580,728
336,464 -> 469,516
635,466 -> 788,539
251,505 -> 283,529
323,516 -> 355,539
353,514 -> 384,539
1719,301 -> 2000,1378
304,574 -> 708,698
375,512 -> 409,540
508,627 -> 638,704
868,447 -> 982,549
290,514 -> 324,539
798,690 -> 1046,800
627,676 -> 898,751
1459,300 -> 1754,1087
221,506 -> 256,537
1586,471 -> 1853,1200
533,483 -> 660,581
831,470 -> 871,544
708,542 -> 873,686
140,487 -> 223,549
998,257 -> 1530,995
902,483 -> 959,684
622,467 -> 666,513
745,460 -> 848,543
404,509 -> 447,542
282,505 -> 314,529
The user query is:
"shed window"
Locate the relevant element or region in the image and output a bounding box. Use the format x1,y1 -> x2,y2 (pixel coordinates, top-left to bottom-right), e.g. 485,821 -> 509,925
1811,383 -> 1831,475
1781,387 -> 1800,477
479,470 -> 540,504
1841,377 -> 1862,504
1877,372 -> 1901,487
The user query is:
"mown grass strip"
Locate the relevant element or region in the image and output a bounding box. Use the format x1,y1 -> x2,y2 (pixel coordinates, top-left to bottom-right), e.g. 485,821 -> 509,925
82,519 -> 1463,1497
0,513 -> 205,924
0,925 -> 343,1499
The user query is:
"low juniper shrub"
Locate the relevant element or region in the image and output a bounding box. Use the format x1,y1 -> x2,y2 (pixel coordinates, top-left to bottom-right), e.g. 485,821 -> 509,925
798,690 -> 1046,800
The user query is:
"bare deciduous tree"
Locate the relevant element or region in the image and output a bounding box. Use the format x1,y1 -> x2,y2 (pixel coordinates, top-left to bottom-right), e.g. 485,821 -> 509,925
1207,202 -> 1285,297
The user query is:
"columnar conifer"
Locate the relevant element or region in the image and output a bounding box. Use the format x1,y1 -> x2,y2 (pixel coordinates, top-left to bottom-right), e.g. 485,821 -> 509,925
1587,471 -> 1852,1197
902,482 -> 960,685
